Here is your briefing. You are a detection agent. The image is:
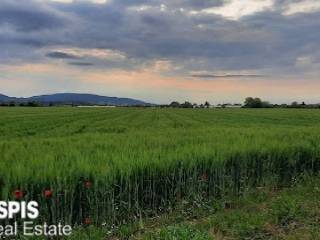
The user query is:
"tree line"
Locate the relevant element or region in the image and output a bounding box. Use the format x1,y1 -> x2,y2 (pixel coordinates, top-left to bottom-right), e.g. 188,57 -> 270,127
158,101 -> 211,108
0,101 -> 44,107
0,97 -> 319,108
161,97 -> 319,109
243,97 -> 319,108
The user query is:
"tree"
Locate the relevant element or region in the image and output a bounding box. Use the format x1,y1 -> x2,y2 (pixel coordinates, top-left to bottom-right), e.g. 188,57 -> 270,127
27,101 -> 41,107
204,101 -> 210,108
291,101 -> 299,108
181,101 -> 193,108
244,97 -> 263,108
9,101 -> 16,107
169,101 -> 180,108
261,101 -> 272,108
244,97 -> 271,108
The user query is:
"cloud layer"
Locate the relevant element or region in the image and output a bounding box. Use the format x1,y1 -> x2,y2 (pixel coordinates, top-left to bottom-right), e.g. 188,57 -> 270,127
0,0 -> 319,103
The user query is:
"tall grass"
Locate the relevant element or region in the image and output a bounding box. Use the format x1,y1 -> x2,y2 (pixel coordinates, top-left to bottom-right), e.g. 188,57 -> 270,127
0,107 -> 319,226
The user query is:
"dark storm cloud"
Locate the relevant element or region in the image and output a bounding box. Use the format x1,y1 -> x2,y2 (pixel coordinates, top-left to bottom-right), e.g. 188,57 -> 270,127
68,62 -> 94,66
1,0 -> 320,77
0,0 -> 71,64
0,1 -> 67,32
113,0 -> 224,9
170,0 -> 224,9
46,51 -> 79,59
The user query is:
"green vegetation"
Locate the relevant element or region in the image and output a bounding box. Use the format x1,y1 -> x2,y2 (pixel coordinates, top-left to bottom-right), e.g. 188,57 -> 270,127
136,175 -> 320,240
51,175 -> 320,239
244,97 -> 271,108
0,107 -> 319,229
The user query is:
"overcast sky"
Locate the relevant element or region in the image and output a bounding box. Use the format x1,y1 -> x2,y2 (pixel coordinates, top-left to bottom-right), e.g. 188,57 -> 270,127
0,0 -> 320,104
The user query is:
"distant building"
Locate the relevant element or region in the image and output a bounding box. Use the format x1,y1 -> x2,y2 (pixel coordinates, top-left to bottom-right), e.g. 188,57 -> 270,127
77,105 -> 116,108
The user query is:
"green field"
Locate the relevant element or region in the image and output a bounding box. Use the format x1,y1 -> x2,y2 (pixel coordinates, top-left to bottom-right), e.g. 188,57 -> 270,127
0,107 -> 320,229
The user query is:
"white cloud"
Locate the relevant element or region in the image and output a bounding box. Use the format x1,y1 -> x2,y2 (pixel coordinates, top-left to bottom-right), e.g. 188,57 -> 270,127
191,0 -> 274,20
128,4 -> 168,13
296,56 -> 313,67
283,0 -> 320,15
128,5 -> 152,12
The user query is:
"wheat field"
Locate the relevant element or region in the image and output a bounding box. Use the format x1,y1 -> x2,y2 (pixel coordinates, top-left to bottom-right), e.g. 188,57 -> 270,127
0,107 -> 319,226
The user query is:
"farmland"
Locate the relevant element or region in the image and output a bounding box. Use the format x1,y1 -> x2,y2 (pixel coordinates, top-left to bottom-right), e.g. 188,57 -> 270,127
0,107 -> 320,232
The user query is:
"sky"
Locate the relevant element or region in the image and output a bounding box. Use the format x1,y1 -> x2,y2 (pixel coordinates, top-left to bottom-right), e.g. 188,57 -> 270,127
0,0 -> 320,104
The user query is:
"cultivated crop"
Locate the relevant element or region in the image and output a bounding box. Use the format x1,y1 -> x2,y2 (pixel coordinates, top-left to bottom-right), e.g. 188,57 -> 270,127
0,107 -> 319,226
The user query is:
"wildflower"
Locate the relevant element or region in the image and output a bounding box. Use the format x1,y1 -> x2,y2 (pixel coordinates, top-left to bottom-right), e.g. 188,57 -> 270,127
14,190 -> 23,200
201,173 -> 208,181
44,190 -> 53,199
84,217 -> 92,225
84,180 -> 92,189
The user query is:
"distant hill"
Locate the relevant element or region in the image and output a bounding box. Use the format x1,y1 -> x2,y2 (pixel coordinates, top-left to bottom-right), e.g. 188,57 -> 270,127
0,93 -> 150,106
0,94 -> 12,102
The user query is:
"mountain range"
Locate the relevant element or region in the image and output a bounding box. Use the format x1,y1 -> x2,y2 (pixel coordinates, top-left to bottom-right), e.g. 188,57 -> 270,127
0,93 -> 150,106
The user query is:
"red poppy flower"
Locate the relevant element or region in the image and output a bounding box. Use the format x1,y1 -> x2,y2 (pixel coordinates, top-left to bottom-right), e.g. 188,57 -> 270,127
84,180 -> 92,189
84,217 -> 92,225
201,173 -> 208,181
14,190 -> 23,200
44,190 -> 53,199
